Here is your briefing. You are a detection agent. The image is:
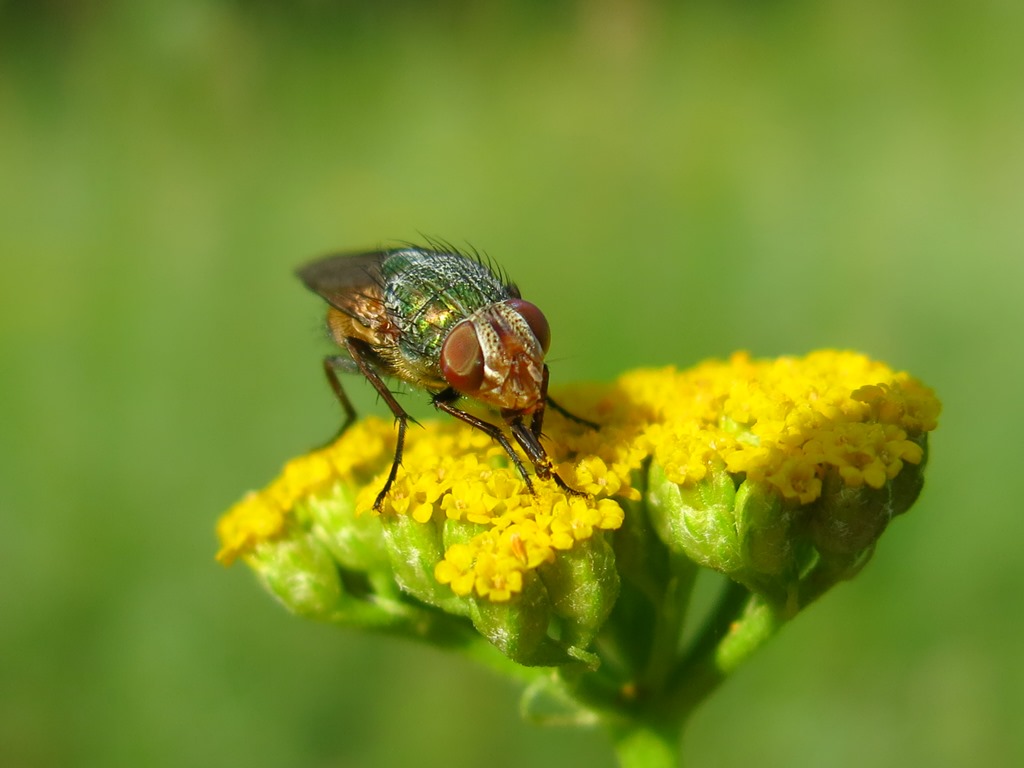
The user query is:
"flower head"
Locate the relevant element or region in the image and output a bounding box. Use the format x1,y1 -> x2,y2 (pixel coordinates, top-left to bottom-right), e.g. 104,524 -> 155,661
217,350 -> 939,663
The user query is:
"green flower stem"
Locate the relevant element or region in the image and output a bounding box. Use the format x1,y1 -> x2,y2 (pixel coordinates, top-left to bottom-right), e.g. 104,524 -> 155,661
596,583 -> 782,768
641,553 -> 698,693
666,585 -> 784,719
608,719 -> 684,768
713,595 -> 784,675
677,580 -> 754,678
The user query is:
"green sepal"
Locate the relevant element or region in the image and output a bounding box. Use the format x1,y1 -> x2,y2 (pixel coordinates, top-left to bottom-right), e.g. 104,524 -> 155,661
646,461 -> 741,575
250,528 -> 419,628
805,438 -> 930,589
300,484 -> 389,572
732,479 -> 807,602
469,572 -> 569,666
808,470 -> 892,558
735,480 -> 794,577
889,434 -> 928,517
249,530 -> 344,620
538,532 -> 620,654
377,512 -> 454,610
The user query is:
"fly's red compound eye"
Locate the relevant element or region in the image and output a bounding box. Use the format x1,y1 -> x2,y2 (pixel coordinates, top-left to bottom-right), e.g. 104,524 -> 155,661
507,299 -> 550,354
441,320 -> 485,393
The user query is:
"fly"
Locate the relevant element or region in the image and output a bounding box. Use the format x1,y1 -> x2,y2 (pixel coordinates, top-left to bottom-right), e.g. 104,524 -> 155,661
297,243 -> 595,511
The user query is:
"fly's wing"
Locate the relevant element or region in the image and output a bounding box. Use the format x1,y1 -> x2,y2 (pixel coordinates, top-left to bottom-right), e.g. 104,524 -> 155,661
297,250 -> 400,350
296,251 -> 388,316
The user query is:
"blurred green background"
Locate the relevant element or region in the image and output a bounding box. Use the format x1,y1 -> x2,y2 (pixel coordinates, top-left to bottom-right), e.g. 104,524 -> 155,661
2,1 -> 1020,766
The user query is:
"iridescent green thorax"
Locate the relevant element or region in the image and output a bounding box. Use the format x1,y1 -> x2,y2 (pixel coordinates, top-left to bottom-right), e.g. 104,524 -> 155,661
380,249 -> 514,382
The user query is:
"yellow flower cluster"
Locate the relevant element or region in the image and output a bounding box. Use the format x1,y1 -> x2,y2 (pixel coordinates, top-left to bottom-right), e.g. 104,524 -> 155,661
215,419 -> 393,564
362,419 -> 629,602
215,412 -> 632,600
216,350 -> 940,602
434,493 -> 625,601
614,350 -> 939,504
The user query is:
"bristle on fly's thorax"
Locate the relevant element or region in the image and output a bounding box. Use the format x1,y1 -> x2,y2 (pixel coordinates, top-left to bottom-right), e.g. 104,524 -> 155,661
381,249 -> 515,384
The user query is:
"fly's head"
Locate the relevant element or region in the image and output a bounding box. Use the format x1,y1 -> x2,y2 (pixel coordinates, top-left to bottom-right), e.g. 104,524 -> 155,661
440,299 -> 551,415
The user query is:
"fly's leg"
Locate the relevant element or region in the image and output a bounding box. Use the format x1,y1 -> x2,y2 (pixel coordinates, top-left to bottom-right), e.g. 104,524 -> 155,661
432,389 -> 536,494
545,396 -> 600,431
434,385 -> 587,499
323,355 -> 358,437
326,338 -> 412,511
531,365 -> 600,436
508,417 -> 587,499
519,366 -> 588,497
528,365 -> 550,438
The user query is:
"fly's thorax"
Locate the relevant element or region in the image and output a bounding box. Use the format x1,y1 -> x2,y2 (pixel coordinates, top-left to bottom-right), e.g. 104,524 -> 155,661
381,250 -> 512,384
440,299 -> 551,413
381,250 -> 510,324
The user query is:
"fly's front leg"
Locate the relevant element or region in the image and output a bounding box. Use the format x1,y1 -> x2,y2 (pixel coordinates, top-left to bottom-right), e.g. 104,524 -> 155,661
432,389 -> 536,494
509,417 -> 587,498
545,396 -> 600,432
529,365 -> 550,439
533,364 -> 600,435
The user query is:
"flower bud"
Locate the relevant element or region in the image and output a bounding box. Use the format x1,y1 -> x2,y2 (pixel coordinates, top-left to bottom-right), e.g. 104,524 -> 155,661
808,471 -> 892,559
303,485 -> 389,572
538,531 -> 620,653
249,531 -> 346,619
377,511 -> 461,613
734,479 -> 795,580
646,460 -> 742,574
887,434 -> 929,518
469,572 -> 569,666
807,439 -> 929,582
